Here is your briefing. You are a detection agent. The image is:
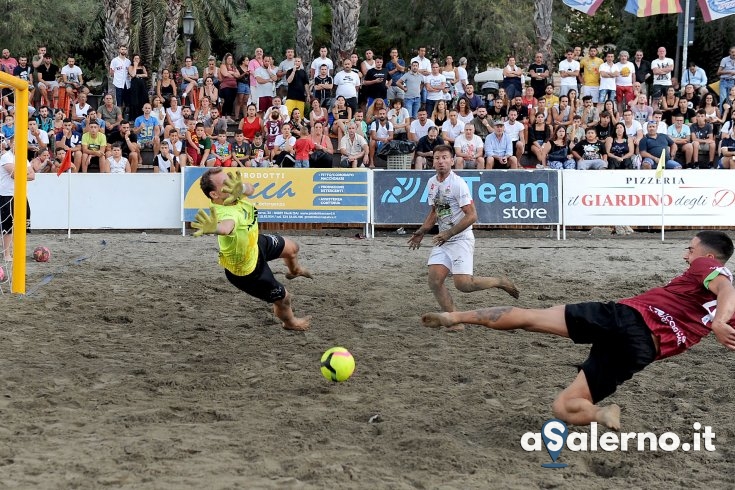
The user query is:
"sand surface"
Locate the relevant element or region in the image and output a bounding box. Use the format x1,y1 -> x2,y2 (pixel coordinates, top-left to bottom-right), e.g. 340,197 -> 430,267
1,229 -> 734,489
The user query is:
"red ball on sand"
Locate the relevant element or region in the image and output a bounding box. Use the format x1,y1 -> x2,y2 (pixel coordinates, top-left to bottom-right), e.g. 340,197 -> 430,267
33,246 -> 51,263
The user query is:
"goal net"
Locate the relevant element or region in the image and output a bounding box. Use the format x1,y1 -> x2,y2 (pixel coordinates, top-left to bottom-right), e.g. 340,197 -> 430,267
0,71 -> 30,294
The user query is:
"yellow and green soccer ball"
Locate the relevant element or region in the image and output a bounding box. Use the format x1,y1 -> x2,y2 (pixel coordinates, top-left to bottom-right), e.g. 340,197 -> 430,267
320,347 -> 355,382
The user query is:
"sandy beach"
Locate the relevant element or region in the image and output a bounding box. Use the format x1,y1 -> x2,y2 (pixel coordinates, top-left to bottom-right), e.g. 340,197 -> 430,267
1,229 -> 733,489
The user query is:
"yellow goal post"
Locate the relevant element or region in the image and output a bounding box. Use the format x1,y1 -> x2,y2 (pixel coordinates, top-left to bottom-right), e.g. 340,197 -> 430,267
0,71 -> 29,294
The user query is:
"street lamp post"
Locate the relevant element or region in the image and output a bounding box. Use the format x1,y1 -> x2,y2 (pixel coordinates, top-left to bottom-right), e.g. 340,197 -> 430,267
182,9 -> 195,58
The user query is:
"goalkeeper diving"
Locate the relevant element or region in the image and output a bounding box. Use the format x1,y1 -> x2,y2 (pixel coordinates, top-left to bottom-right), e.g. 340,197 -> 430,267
192,168 -> 312,331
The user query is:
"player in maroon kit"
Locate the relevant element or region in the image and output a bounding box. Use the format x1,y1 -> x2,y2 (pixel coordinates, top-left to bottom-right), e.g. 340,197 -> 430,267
422,231 -> 735,430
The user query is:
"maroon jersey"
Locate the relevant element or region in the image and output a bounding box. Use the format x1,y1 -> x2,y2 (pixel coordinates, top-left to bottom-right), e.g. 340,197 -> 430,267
620,257 -> 734,359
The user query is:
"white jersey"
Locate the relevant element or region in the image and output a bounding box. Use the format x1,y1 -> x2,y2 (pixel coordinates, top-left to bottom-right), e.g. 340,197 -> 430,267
651,57 -> 674,86
454,134 -> 483,158
426,170 -> 473,241
441,120 -> 465,141
109,156 -> 129,174
110,56 -> 131,89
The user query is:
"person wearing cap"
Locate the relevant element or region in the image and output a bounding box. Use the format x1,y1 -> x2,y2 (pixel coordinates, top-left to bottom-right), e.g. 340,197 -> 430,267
639,120 -> 682,170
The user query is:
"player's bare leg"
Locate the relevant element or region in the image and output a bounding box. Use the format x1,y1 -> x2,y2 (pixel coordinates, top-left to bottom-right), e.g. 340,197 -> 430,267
422,305 -> 569,337
427,264 -> 465,331
274,291 -> 310,331
553,371 -> 621,430
280,238 -> 313,279
453,274 -> 520,299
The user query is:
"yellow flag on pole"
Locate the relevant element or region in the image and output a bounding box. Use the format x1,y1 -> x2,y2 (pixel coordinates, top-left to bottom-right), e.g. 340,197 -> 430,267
655,149 -> 665,179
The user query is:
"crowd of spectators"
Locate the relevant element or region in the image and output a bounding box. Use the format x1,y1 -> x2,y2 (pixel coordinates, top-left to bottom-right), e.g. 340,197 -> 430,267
2,43 -> 735,172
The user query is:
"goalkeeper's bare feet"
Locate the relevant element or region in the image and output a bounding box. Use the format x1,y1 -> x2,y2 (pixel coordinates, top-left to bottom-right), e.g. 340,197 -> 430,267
285,268 -> 313,280
283,316 -> 310,331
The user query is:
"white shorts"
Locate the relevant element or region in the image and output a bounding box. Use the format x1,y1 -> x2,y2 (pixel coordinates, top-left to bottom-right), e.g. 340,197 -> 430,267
427,236 -> 475,275
39,80 -> 59,90
581,86 -> 600,103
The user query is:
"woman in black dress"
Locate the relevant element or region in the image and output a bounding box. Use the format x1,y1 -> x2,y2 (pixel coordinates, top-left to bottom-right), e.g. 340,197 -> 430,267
127,54 -> 149,121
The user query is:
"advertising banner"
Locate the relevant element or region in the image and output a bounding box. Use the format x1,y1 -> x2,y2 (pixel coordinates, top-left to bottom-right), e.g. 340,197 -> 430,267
373,170 -> 561,225
182,167 -> 370,223
562,170 -> 735,226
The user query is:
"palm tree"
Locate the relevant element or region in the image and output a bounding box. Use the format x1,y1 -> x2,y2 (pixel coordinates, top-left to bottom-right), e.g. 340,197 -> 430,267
103,0 -> 240,83
330,0 -> 360,62
534,0 -> 553,63
296,0 -> 313,68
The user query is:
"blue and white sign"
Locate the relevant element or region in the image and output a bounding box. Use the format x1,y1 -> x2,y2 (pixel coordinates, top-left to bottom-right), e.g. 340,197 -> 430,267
373,170 -> 561,225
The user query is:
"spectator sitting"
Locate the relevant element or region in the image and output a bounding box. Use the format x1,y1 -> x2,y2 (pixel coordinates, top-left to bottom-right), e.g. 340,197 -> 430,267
107,120 -> 140,172
108,142 -> 131,174
339,121 -> 368,168
718,127 -> 735,169
453,124 -> 484,169
689,110 -> 716,168
133,103 -> 161,155
263,97 -> 290,123
162,129 -> 185,169
271,123 -> 296,167
414,125 -> 444,170
55,118 -> 83,172
211,130 -> 233,167
485,123 -> 518,169
667,114 -> 693,166
231,130 -> 251,167
571,127 -> 607,170
203,108 -> 227,138
638,121 -> 682,170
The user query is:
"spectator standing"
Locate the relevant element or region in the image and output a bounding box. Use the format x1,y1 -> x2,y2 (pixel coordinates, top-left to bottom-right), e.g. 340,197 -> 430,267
558,49 -> 580,97
128,54 -> 149,121
717,46 -> 735,108
285,57 -> 310,116
632,50 -> 651,95
385,48 -> 407,102
579,46 -> 602,105
109,46 -> 131,109
528,52 -> 550,100
650,47 -> 674,107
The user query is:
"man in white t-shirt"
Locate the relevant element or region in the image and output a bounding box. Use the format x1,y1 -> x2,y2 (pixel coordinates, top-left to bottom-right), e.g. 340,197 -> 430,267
650,47 -> 674,106
455,57 -> 469,97
27,120 -> 49,159
598,51 -> 618,111
453,124 -> 484,169
367,108 -> 394,168
411,46 -> 432,103
310,47 -> 334,78
503,107 -> 526,163
407,144 -> 518,328
622,108 -> 643,145
60,56 -> 84,98
424,62 -> 447,117
409,108 -> 436,142
333,58 -> 361,115
108,45 -> 130,108
558,49 -> 580,97
441,109 -> 465,146
254,56 -> 278,114
614,51 -> 636,112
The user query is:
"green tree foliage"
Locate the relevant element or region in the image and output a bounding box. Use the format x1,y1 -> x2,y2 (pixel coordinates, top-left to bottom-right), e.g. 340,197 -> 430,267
228,0 -> 330,59
0,0 -> 100,60
358,0 -> 534,68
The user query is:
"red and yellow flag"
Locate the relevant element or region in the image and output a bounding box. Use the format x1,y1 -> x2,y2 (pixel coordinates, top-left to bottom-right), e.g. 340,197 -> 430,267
625,0 -> 682,16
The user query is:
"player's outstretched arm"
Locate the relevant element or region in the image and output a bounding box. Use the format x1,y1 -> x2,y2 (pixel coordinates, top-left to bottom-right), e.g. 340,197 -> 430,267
191,206 -> 222,237
709,275 -> 735,350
